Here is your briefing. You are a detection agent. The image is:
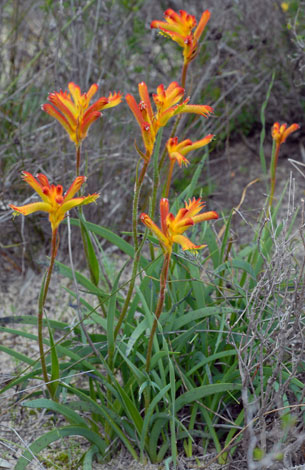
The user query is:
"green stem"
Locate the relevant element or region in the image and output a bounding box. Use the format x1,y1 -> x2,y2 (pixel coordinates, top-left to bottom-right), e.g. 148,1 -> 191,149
164,160 -> 175,198
181,62 -> 189,90
114,160 -> 148,339
38,228 -> 58,398
76,145 -> 81,176
149,129 -> 164,260
76,144 -> 107,317
269,142 -> 280,208
144,251 -> 171,412
133,160 -> 148,252
146,251 -> 171,374
114,245 -> 141,339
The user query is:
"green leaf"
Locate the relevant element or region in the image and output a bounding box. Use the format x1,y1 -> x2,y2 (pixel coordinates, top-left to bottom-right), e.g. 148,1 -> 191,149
259,70 -> 275,179
48,326 -> 60,397
203,224 -> 220,268
126,317 -> 149,356
175,383 -> 241,413
83,445 -> 98,470
173,306 -> 233,330
15,426 -> 107,469
80,216 -> 100,286
214,258 -> 257,281
113,381 -> 143,436
55,259 -> 108,300
175,149 -> 209,206
0,344 -> 35,366
107,259 -> 128,363
140,384 -> 171,453
68,218 -> 148,269
0,315 -> 80,334
22,399 -> 88,427
60,383 -> 139,460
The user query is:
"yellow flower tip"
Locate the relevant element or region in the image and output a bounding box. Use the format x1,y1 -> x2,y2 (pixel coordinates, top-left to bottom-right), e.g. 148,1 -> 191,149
272,121 -> 300,144
281,2 -> 289,12
9,204 -> 23,216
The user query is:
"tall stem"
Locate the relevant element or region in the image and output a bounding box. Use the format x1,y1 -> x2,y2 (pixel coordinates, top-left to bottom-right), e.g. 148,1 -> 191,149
76,144 -> 107,316
38,228 -> 58,398
133,161 -> 148,252
181,62 -> 189,90
144,251 -> 171,412
76,145 -> 81,176
114,160 -> 148,339
146,251 -> 171,374
164,160 -> 175,198
269,142 -> 280,208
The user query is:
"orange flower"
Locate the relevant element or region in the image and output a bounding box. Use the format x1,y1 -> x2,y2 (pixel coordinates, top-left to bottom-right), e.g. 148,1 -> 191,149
42,82 -> 122,147
151,9 -> 210,64
126,81 -> 213,160
166,135 -> 214,167
140,198 -> 218,254
10,172 -> 99,232
271,122 -> 300,145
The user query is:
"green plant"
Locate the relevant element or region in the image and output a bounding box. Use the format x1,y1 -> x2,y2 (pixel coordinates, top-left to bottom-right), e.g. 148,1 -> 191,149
1,4 -> 305,470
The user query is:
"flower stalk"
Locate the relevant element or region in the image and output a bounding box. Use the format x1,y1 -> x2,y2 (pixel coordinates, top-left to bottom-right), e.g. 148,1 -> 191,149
269,122 -> 300,207
38,228 -> 58,398
145,251 -> 171,374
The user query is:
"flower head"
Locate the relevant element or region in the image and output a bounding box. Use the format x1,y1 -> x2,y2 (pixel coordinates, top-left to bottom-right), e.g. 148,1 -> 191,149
151,9 -> 211,65
126,81 -> 213,161
10,171 -> 99,232
42,82 -> 122,147
271,122 -> 300,145
166,135 -> 214,167
140,197 -> 218,254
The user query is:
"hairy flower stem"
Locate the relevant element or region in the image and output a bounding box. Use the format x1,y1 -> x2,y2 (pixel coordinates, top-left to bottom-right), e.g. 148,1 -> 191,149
164,160 -> 175,198
76,145 -> 106,317
145,252 -> 171,411
38,228 -> 58,398
146,252 -> 171,373
114,246 -> 141,340
76,145 -> 81,176
134,161 -> 148,251
114,160 -> 148,339
181,62 -> 189,90
269,142 -> 280,208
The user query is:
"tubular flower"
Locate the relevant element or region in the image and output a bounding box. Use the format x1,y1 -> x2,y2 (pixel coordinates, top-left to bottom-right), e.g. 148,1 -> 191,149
140,197 -> 218,254
166,135 -> 214,167
126,81 -> 213,161
10,171 -> 99,232
42,82 -> 122,147
151,9 -> 211,65
271,122 -> 300,145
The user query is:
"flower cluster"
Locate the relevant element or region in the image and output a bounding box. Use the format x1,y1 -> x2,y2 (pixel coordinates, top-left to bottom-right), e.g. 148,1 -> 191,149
166,135 -> 214,167
10,172 -> 99,233
126,81 -> 213,161
12,7 -> 218,259
271,122 -> 300,145
151,9 -> 210,65
42,82 -> 122,148
141,198 -> 218,255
